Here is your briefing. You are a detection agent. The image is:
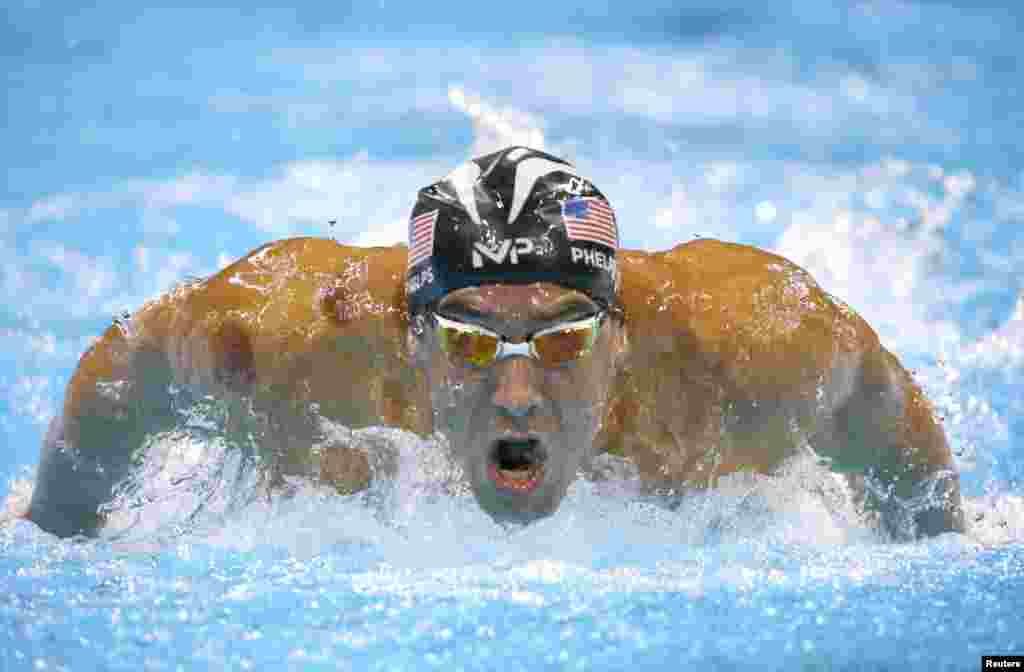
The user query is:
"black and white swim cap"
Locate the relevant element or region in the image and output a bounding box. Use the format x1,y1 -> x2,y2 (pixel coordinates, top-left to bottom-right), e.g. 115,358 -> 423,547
405,146 -> 619,315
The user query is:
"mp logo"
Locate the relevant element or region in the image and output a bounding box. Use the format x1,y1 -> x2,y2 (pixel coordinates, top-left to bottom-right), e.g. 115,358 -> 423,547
471,238 -> 537,268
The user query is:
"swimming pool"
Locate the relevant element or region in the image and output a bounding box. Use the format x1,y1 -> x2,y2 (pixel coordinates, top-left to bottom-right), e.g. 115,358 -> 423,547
3,435 -> 1023,670
3,1 -> 1024,669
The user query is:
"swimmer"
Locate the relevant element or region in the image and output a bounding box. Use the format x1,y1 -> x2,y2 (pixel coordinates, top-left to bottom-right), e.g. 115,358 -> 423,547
25,146 -> 965,539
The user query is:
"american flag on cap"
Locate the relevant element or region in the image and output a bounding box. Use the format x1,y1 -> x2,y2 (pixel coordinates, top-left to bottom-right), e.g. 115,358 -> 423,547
407,209 -> 438,269
561,197 -> 618,249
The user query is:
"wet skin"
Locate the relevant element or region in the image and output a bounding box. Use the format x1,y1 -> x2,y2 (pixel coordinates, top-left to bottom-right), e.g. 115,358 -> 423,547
24,237 -> 966,539
415,284 -> 626,523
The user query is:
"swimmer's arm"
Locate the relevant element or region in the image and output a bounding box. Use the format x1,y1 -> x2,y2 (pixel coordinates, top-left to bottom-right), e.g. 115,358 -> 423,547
276,321 -> 423,494
258,345 -> 410,496
308,437 -> 399,495
26,324 -> 175,538
267,408 -> 381,495
825,346 -> 965,539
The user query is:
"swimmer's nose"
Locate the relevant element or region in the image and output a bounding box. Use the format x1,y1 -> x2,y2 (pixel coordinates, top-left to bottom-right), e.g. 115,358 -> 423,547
491,356 -> 542,417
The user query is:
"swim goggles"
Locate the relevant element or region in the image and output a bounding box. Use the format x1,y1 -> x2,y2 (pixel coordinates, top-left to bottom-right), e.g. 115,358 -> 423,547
431,312 -> 605,368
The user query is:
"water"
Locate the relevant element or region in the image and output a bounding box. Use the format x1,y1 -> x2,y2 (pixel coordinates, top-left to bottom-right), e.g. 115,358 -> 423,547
3,423 -> 1023,670
3,1 -> 1024,670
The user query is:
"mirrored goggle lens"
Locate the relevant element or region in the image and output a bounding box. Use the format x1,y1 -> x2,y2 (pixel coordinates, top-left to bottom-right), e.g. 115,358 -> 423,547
434,314 -> 602,368
437,322 -> 500,367
532,320 -> 600,366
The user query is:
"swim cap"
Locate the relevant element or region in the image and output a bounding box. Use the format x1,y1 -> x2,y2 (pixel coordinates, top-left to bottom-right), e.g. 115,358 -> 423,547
405,146 -> 619,315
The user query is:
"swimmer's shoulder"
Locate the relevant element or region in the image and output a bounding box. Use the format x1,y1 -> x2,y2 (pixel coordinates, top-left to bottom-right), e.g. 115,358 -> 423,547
120,238 -> 409,397
620,237 -> 821,294
188,237 -> 406,309
618,238 -> 877,391
143,237 -> 407,333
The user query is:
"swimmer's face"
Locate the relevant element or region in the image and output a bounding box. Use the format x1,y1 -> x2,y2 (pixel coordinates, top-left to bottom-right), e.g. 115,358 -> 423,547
415,283 -> 624,524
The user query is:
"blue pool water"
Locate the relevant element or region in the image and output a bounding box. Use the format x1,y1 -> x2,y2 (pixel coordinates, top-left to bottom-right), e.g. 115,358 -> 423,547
3,1 -> 1024,669
3,445 -> 1024,670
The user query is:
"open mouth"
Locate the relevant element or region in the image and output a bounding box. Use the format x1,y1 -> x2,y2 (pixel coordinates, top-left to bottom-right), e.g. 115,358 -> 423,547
487,437 -> 547,494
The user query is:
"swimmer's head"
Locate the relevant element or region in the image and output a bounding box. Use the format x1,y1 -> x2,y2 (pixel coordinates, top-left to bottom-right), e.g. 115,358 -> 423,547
404,146 -> 619,316
407,147 -> 626,525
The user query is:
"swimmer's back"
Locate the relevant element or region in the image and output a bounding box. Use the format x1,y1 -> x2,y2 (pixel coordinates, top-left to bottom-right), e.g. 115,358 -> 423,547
620,238 -> 872,396
608,238 -> 896,486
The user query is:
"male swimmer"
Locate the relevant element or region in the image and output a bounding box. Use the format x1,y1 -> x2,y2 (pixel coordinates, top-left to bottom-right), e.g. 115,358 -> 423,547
26,146 -> 965,539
